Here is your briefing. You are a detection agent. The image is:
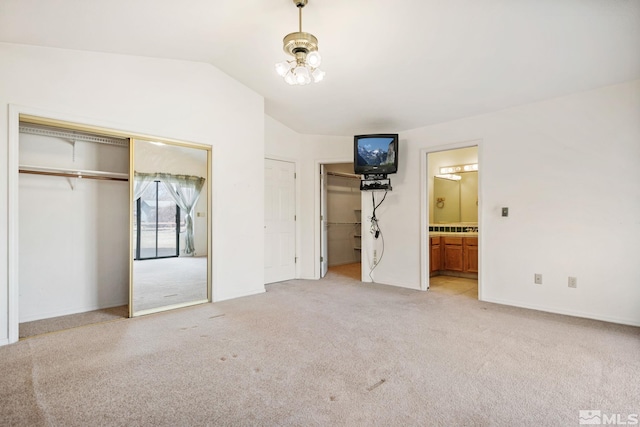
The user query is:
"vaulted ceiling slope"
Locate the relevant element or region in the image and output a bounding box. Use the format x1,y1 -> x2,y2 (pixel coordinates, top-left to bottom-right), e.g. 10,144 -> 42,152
1,0 -> 639,135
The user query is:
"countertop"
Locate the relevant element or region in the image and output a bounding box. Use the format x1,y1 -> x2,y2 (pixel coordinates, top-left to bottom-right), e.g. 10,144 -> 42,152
429,232 -> 478,237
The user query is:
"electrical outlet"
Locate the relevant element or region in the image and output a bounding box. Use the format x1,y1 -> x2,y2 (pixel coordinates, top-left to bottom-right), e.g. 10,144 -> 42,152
568,277 -> 577,288
534,274 -> 542,285
373,250 -> 378,265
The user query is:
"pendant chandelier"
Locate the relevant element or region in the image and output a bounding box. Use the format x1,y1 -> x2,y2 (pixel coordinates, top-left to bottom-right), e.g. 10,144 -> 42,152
275,0 -> 325,85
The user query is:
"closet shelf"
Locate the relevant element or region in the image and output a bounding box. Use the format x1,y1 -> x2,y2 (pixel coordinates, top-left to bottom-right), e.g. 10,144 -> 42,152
19,123 -> 128,147
19,164 -> 129,182
327,171 -> 360,179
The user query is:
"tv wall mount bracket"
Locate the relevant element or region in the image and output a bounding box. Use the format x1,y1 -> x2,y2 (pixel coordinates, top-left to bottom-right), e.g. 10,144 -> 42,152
360,175 -> 392,191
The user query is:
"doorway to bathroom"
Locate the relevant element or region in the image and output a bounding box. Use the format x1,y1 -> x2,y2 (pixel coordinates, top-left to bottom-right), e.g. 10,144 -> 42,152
426,146 -> 479,299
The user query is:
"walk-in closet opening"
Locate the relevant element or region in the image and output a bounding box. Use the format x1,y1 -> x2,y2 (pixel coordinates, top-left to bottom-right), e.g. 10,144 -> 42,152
427,146 -> 479,299
321,163 -> 362,281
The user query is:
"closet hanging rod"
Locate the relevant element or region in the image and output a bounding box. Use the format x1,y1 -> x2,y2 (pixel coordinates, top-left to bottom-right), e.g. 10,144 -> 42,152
327,171 -> 360,179
18,165 -> 129,182
327,222 -> 362,225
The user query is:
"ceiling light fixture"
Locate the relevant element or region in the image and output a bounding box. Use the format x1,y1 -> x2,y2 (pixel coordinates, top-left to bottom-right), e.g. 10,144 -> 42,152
275,0 -> 325,85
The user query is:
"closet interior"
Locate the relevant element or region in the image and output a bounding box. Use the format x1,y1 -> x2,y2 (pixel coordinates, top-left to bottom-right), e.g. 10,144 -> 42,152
18,122 -> 130,336
325,163 -> 361,268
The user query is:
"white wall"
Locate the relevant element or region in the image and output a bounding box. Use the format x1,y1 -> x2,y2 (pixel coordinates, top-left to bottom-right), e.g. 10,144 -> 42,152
264,115 -> 302,280
1,43 -> 265,344
264,117 -> 353,279
300,134 -> 354,279
368,80 -> 640,326
265,115 -> 302,161
18,132 -> 129,322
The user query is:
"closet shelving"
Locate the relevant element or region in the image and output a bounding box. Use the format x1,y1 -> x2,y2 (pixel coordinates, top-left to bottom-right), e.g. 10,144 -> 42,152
18,123 -> 130,186
325,170 -> 362,262
354,208 -> 362,251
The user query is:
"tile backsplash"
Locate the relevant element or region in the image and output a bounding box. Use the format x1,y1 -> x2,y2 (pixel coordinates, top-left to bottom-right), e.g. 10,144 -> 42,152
429,224 -> 478,233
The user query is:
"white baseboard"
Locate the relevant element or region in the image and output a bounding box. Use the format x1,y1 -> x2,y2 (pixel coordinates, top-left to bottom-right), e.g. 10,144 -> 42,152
371,277 -> 422,291
214,287 -> 265,303
19,300 -> 128,323
0,338 -> 9,347
481,297 -> 640,327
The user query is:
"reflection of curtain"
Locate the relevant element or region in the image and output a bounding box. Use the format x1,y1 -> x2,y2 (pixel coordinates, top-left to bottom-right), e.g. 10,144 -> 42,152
133,172 -> 157,201
158,173 -> 205,255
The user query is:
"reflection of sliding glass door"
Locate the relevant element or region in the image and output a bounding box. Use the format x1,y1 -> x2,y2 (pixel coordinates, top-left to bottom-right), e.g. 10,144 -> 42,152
134,181 -> 181,260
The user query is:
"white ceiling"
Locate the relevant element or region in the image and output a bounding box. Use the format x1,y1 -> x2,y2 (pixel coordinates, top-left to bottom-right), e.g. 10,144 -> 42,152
1,0 -> 638,136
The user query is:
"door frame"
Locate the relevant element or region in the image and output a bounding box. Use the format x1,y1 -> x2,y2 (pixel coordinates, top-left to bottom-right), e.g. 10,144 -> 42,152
314,158 -> 357,280
264,156 -> 300,280
320,164 -> 328,278
420,139 -> 483,298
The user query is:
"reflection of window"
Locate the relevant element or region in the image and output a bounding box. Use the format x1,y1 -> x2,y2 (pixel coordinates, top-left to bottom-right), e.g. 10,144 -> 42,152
133,171 -> 205,256
134,181 -> 180,260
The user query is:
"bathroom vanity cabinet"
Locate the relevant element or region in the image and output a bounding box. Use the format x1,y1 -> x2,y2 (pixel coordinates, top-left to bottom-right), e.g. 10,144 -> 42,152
430,235 -> 478,277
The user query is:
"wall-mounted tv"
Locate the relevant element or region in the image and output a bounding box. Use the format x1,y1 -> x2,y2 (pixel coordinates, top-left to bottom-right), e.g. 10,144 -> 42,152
354,134 -> 399,176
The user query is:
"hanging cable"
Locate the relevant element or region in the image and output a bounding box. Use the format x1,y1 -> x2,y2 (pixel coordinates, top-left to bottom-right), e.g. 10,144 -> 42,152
368,191 -> 388,281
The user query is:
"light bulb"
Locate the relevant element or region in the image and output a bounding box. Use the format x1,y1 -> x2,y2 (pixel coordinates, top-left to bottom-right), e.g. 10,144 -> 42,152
307,51 -> 322,67
294,66 -> 310,85
284,72 -> 296,85
312,68 -> 325,83
275,61 -> 291,77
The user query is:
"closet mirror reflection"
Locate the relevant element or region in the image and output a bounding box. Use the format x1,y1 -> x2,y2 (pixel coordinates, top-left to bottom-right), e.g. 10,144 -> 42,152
131,139 -> 210,316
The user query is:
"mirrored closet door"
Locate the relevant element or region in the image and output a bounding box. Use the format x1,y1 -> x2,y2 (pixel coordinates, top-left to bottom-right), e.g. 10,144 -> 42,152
130,139 -> 211,316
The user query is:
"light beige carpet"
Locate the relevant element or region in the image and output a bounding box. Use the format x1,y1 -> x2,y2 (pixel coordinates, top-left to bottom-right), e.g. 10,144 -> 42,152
19,305 -> 128,339
1,271 -> 638,426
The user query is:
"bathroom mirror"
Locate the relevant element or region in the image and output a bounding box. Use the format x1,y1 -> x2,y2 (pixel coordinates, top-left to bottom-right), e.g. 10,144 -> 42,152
130,139 -> 210,316
433,171 -> 478,223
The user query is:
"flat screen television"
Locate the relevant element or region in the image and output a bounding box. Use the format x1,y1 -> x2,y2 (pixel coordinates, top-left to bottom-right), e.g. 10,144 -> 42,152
354,134 -> 399,176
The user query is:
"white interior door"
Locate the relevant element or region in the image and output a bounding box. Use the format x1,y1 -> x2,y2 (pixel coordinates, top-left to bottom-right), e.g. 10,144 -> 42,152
264,159 -> 296,284
320,165 -> 328,277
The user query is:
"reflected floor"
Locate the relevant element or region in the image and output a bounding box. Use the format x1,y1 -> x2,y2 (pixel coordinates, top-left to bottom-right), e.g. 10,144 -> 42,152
429,275 -> 478,299
133,256 -> 208,312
